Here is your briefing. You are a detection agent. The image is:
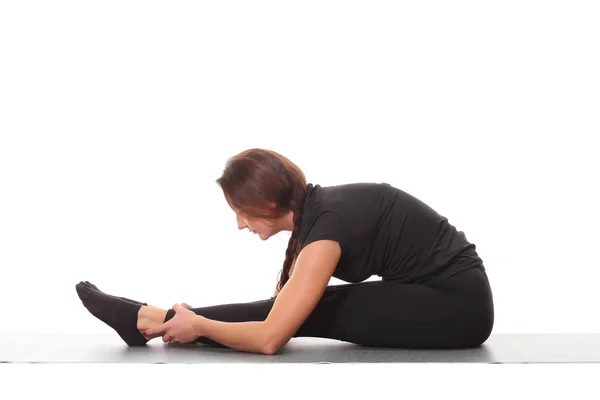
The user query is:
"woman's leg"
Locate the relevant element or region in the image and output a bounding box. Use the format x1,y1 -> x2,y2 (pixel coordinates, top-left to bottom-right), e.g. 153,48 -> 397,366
164,266 -> 494,349
136,306 -> 170,340
293,266 -> 494,349
77,266 -> 493,349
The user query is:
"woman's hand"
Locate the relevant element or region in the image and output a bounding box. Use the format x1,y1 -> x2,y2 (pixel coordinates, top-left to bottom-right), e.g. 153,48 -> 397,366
144,303 -> 201,344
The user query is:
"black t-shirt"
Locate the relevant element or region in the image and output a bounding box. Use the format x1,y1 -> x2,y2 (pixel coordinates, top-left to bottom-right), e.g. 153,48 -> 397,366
297,182 -> 484,285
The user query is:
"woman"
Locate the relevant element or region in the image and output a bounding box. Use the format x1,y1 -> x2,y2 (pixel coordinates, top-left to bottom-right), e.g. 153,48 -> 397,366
75,148 -> 494,354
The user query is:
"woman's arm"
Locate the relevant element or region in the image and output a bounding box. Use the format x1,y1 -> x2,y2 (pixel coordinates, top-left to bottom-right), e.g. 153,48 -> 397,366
194,241 -> 340,354
272,256 -> 297,298
192,317 -> 270,354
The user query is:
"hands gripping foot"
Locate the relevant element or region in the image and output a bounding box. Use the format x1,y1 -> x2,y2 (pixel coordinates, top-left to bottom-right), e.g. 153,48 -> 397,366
75,281 -> 195,346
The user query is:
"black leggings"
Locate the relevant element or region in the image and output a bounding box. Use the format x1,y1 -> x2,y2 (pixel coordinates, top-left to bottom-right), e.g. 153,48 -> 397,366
164,266 -> 494,349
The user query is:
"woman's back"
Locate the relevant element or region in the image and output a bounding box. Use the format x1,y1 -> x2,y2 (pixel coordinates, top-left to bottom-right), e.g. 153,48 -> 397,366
298,182 -> 484,285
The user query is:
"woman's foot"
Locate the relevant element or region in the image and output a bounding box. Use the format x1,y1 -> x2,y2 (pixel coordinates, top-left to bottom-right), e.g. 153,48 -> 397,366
81,281 -> 148,306
75,282 -> 149,346
136,305 -> 169,339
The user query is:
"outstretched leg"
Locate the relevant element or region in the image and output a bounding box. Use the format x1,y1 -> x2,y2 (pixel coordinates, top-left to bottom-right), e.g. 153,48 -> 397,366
76,267 -> 493,350
166,267 -> 494,349
75,281 -> 242,346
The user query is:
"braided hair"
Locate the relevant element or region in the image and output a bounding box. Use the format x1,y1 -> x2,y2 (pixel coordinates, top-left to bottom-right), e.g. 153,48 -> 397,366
277,182 -> 313,292
215,148 -> 312,292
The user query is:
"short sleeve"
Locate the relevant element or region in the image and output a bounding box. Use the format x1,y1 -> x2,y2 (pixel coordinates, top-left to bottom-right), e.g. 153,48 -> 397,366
299,211 -> 350,254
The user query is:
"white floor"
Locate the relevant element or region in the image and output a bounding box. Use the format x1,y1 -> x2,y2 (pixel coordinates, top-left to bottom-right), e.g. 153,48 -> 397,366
2,332 -> 600,363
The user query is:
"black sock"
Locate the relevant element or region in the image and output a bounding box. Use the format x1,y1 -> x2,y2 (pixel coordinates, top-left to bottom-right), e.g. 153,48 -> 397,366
75,282 -> 148,346
82,281 -> 148,306
164,309 -> 176,322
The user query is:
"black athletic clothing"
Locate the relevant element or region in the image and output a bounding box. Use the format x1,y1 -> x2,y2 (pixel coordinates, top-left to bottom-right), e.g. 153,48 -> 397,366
298,182 -> 484,285
167,267 -> 494,349
164,182 -> 494,349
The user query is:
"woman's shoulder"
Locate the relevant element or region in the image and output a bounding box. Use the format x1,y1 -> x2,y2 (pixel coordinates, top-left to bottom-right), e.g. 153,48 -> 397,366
300,181 -> 398,230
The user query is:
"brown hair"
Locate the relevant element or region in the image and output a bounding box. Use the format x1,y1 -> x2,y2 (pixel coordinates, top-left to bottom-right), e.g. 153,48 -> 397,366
215,148 -> 313,292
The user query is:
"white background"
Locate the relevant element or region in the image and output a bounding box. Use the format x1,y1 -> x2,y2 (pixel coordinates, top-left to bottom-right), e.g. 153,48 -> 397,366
1,0 -> 598,336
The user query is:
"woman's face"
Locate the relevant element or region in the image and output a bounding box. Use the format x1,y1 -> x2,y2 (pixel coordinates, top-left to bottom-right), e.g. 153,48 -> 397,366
235,210 -> 276,240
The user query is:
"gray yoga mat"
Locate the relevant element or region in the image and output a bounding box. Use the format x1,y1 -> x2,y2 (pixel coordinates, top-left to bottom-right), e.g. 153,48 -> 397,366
2,333 -> 600,364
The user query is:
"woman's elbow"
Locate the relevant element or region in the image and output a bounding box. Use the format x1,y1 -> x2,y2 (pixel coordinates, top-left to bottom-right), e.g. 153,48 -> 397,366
263,335 -> 290,355
262,344 -> 279,355
262,340 -> 282,355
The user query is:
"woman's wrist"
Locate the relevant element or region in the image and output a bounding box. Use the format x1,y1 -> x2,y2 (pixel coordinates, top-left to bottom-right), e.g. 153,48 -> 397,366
192,314 -> 206,336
